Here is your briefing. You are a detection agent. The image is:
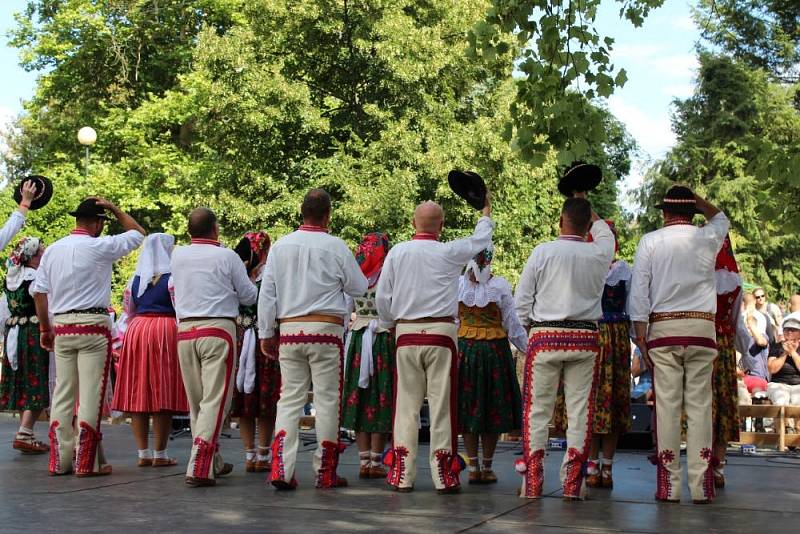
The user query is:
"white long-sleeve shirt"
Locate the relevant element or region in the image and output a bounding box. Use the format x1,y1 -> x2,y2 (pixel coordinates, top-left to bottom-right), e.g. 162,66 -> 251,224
257,228 -> 367,338
514,220 -> 615,325
458,275 -> 528,353
170,241 -> 258,320
31,229 -> 144,314
376,217 -> 495,329
628,212 -> 730,322
0,211 -> 25,251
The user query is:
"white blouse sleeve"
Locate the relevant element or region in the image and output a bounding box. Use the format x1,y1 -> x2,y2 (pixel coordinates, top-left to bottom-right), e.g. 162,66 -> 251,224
496,278 -> 529,353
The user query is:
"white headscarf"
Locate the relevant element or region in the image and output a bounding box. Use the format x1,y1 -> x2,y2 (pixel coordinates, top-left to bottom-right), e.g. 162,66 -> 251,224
6,237 -> 41,291
134,233 -> 174,298
464,246 -> 493,286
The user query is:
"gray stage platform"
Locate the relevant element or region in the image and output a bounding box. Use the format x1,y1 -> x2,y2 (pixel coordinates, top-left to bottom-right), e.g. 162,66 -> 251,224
1,413 -> 798,533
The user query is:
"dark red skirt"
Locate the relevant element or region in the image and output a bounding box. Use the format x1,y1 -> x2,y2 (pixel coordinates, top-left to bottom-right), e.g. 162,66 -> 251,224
111,315 -> 188,413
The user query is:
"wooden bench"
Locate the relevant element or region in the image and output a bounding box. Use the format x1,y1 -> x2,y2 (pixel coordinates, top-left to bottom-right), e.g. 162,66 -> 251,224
738,404 -> 800,452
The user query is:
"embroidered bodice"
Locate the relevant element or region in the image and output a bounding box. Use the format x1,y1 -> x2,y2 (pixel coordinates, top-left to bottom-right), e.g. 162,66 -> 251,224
4,279 -> 35,318
458,302 -> 505,340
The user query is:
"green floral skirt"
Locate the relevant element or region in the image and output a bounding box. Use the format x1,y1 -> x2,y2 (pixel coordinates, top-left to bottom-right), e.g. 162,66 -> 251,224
341,329 -> 395,433
457,337 -> 522,434
552,320 -> 631,434
713,332 -> 740,444
0,322 -> 50,412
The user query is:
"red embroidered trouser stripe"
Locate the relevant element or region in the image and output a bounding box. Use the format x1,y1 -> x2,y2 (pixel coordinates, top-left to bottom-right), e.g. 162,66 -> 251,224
388,324 -> 461,490
177,324 -> 235,480
49,323 -> 112,475
520,328 -> 600,499
647,318 -> 718,502
270,322 -> 344,487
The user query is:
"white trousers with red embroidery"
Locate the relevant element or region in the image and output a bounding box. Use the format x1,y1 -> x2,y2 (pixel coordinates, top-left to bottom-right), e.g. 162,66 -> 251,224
49,313 -> 113,475
519,327 -> 600,499
270,322 -> 344,487
177,318 -> 237,481
388,322 -> 461,491
648,318 -> 717,502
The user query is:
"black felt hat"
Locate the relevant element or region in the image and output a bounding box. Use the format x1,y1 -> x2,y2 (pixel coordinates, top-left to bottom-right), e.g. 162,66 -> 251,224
13,175 -> 53,210
558,162 -> 602,197
68,198 -> 111,220
448,170 -> 487,210
654,185 -> 702,215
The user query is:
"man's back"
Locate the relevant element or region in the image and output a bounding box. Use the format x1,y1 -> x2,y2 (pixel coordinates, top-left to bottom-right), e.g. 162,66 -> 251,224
629,213 -> 729,320
171,242 -> 256,319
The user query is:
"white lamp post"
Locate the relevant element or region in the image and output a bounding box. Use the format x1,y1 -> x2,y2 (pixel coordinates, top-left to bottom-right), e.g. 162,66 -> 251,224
77,126 -> 97,178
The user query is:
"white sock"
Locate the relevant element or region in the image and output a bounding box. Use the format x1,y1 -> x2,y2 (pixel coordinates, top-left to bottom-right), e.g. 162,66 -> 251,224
359,451 -> 370,467
246,449 -> 256,462
468,457 -> 480,473
370,452 -> 382,467
153,449 -> 168,460
587,458 -> 600,474
138,448 -> 152,459
17,425 -> 34,436
257,447 -> 270,462
601,458 -> 614,466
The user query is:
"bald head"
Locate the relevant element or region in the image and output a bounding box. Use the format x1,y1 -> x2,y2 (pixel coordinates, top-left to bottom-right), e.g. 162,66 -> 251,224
188,207 -> 218,239
413,201 -> 444,235
790,294 -> 800,313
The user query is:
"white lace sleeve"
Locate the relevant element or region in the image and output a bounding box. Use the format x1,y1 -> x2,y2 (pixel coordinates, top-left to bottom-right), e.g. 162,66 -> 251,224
497,277 -> 528,353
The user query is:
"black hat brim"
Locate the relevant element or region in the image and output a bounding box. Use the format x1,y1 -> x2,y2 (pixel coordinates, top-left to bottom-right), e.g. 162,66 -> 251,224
68,210 -> 111,220
13,175 -> 53,210
558,164 -> 602,196
448,170 -> 487,210
654,202 -> 703,215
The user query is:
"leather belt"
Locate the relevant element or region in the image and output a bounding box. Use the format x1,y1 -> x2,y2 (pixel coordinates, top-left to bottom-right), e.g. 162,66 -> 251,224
530,320 -> 598,331
649,311 -> 714,323
279,314 -> 344,326
397,316 -> 455,324
180,317 -> 235,323
56,307 -> 107,316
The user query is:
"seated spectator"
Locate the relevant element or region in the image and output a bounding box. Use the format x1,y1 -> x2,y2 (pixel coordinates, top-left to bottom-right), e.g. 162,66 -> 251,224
766,312 -> 800,432
754,287 -> 784,341
739,293 -> 770,395
630,346 -> 652,403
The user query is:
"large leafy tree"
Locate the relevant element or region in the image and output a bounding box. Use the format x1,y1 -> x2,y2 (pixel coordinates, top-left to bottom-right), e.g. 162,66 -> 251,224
637,52 -> 800,294
2,0 -> 637,301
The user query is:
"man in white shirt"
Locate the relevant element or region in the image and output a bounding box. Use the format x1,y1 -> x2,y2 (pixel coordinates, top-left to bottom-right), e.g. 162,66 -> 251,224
513,197 -> 614,500
258,189 -> 367,490
376,195 -> 493,494
170,207 -> 257,487
629,186 -> 729,504
33,198 -> 145,477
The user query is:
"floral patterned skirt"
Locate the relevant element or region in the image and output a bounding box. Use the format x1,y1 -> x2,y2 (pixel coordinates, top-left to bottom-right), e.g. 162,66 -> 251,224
713,332 -> 739,444
552,320 -> 631,434
457,337 -> 522,434
229,326 -> 282,419
0,321 -> 50,411
341,329 -> 395,433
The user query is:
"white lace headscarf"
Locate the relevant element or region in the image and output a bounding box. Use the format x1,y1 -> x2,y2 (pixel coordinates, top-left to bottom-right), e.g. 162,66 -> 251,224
134,233 -> 174,297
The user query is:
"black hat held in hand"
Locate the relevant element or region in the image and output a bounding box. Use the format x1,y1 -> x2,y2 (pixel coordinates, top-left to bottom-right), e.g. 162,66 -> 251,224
558,162 -> 602,197
448,170 -> 487,210
654,185 -> 702,215
69,198 -> 111,220
13,175 -> 53,210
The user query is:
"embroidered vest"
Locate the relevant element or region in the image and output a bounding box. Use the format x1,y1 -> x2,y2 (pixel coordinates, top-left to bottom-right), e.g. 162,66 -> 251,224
458,302 -> 505,340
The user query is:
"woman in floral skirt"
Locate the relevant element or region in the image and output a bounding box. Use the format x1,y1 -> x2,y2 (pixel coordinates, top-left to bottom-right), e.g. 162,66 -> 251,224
0,237 -> 49,454
457,248 -> 528,484
230,231 -> 281,472
341,232 -> 394,479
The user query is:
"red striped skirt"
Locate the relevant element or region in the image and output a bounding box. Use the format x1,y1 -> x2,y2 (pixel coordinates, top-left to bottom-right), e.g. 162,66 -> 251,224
111,314 -> 189,413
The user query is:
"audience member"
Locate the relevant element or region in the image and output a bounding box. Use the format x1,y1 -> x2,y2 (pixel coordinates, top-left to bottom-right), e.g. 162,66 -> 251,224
740,293 -> 770,395
766,313 -> 800,432
754,287 -> 784,341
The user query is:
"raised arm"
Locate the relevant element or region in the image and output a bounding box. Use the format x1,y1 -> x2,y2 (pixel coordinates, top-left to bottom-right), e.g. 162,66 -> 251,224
0,182 -> 35,250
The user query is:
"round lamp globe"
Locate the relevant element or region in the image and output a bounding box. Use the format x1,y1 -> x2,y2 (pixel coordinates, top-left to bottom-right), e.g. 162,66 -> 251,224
77,126 -> 97,146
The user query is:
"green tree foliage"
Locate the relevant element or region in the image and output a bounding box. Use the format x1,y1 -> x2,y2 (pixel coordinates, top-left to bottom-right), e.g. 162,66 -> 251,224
469,0 -> 663,165
694,0 -> 800,81
637,52 -> 800,295
2,1 -> 637,303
